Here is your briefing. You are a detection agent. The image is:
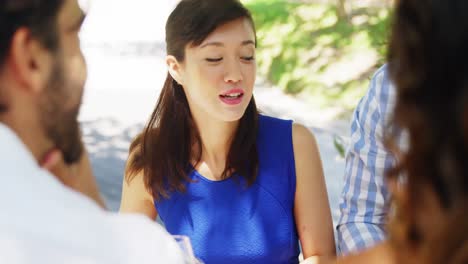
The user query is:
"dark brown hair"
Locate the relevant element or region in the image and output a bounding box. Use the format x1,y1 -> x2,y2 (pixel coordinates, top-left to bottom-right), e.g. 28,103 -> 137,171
126,0 -> 259,200
0,0 -> 63,113
388,0 -> 468,262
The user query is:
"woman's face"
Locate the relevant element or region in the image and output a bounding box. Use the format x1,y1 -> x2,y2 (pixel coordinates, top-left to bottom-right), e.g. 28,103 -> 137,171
177,17 -> 256,123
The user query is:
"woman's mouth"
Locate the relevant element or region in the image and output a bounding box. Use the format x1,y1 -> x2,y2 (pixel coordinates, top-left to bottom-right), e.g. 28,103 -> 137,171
219,89 -> 244,105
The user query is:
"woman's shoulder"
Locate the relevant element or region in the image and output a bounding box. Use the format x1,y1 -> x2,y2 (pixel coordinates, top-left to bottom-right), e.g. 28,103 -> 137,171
258,113 -> 291,123
256,114 -> 295,156
258,114 -> 314,138
257,114 -> 317,156
258,114 -> 293,131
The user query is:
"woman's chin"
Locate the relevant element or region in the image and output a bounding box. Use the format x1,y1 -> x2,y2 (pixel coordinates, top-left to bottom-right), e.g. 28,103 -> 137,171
216,109 -> 246,123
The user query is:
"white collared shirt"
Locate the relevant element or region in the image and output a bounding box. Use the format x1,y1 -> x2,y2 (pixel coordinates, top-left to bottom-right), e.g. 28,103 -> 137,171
0,123 -> 184,264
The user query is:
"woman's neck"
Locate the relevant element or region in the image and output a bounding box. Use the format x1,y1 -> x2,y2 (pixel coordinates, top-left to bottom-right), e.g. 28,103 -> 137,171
191,112 -> 239,180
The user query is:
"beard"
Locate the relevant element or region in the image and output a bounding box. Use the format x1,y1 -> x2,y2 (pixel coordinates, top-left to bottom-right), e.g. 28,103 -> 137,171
39,54 -> 84,165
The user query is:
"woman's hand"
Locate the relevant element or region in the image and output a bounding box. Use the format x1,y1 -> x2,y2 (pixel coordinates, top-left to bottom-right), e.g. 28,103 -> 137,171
301,256 -> 335,264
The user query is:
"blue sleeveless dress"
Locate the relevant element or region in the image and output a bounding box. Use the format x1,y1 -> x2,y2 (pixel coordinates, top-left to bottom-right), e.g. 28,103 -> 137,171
155,115 -> 300,264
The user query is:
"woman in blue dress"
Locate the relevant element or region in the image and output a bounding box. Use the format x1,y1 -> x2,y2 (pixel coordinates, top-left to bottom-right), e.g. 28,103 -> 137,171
120,0 -> 335,263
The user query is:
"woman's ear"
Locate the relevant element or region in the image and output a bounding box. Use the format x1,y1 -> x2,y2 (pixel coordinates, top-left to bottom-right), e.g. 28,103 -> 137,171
166,55 -> 184,85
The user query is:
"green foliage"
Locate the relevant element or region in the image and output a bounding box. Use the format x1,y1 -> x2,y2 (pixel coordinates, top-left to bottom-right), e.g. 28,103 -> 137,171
244,0 -> 392,111
333,135 -> 346,158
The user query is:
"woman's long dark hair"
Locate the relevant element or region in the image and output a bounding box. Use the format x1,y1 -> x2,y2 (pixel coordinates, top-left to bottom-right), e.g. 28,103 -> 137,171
125,0 -> 259,200
388,0 -> 468,262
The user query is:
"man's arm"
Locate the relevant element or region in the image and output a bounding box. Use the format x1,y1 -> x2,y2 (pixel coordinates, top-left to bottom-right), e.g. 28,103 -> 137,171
336,65 -> 396,255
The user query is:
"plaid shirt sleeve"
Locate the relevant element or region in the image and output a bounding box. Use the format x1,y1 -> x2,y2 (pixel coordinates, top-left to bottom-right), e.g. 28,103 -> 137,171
336,64 -> 396,255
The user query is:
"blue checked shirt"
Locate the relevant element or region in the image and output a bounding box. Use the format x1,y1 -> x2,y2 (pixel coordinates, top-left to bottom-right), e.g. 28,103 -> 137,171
336,64 -> 402,255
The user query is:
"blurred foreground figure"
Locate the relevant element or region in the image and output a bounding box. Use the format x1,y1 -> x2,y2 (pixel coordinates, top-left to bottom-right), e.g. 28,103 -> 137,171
0,0 -> 184,263
317,0 -> 468,263
385,0 -> 468,262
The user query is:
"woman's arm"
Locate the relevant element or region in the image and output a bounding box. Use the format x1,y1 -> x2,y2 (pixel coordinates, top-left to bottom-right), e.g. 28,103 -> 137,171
301,242 -> 395,264
120,169 -> 158,220
292,123 -> 336,259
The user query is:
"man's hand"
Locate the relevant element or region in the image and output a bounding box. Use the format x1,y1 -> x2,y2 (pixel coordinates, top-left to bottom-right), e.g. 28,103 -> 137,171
41,148 -> 107,209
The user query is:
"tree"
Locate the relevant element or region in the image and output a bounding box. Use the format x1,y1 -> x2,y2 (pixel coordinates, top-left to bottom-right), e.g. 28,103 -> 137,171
336,0 -> 348,21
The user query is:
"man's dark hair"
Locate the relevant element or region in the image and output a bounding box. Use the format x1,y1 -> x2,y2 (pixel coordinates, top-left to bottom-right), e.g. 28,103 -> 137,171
0,0 -> 64,113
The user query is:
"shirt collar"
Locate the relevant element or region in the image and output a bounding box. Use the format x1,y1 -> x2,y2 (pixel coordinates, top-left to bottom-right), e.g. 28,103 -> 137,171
0,122 -> 41,175
0,122 -> 103,212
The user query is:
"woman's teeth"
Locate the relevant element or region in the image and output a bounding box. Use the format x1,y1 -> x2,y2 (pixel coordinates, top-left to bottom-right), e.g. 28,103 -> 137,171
221,93 -> 242,98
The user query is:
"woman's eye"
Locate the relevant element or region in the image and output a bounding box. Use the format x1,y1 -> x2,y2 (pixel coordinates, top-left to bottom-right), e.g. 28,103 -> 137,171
206,58 -> 223,62
241,56 -> 255,61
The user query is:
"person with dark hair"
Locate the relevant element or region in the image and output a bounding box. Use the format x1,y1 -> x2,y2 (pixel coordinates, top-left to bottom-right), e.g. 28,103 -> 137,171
311,0 -> 468,263
120,0 -> 335,263
384,0 -> 468,262
0,0 -> 184,263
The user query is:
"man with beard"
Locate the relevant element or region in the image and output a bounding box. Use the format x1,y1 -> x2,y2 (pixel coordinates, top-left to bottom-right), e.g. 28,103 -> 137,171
0,0 -> 184,263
